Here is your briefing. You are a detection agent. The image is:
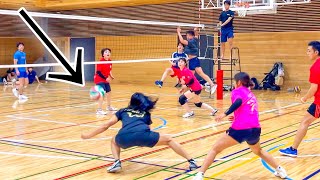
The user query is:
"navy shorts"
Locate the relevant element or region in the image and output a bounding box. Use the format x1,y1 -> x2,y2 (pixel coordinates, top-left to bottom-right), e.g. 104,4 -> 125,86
226,127 -> 261,145
221,28 -> 234,43
97,82 -> 111,93
115,131 -> 160,149
188,57 -> 201,70
17,71 -> 28,78
307,103 -> 320,118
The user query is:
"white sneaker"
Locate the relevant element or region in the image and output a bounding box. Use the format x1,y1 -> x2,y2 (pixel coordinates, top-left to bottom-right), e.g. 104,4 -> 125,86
182,111 -> 194,118
210,84 -> 217,94
193,172 -> 204,180
12,88 -> 19,98
274,166 -> 287,179
210,109 -> 218,116
19,95 -> 28,100
3,78 -> 7,85
96,109 -> 107,115
107,106 -> 118,111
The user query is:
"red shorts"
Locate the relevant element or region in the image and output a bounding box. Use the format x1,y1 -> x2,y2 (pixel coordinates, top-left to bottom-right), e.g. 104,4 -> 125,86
170,66 -> 181,78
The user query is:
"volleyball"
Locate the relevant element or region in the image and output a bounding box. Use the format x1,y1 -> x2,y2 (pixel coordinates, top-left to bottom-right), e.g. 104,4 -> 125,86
89,85 -> 105,100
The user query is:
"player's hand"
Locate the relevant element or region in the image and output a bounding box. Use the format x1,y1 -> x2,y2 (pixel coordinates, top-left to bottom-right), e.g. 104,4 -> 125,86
215,113 -> 226,122
106,77 -> 112,83
300,97 -> 307,103
217,23 -> 222,28
177,27 -> 182,33
228,116 -> 234,121
16,70 -> 20,76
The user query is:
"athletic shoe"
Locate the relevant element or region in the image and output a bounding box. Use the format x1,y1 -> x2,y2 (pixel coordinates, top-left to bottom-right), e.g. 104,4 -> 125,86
188,159 -> 198,171
183,111 -> 194,118
210,109 -> 218,116
96,109 -> 107,115
107,160 -> 122,173
12,88 -> 19,98
155,80 -> 163,88
107,106 -> 118,111
19,94 -> 28,100
279,147 -> 297,157
211,84 -> 217,94
3,78 -> 7,85
193,172 -> 204,180
274,166 -> 287,179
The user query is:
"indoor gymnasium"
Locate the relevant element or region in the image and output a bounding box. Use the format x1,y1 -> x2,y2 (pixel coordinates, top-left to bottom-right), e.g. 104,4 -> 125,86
0,0 -> 320,179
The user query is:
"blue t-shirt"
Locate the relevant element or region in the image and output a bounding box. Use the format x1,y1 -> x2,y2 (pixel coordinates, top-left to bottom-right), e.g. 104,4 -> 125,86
13,51 -> 26,72
28,70 -> 37,84
184,38 -> 199,56
219,10 -> 234,30
115,108 -> 152,135
171,52 -> 188,68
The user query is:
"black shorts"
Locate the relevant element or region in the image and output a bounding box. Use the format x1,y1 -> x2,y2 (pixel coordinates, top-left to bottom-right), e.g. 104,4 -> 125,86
115,131 -> 160,149
226,127 -> 261,145
97,82 -> 111,93
307,103 -> 320,118
191,89 -> 202,95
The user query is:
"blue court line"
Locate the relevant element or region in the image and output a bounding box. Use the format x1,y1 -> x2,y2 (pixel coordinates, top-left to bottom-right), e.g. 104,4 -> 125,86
152,116 -> 167,131
303,169 -> 320,180
261,144 -> 293,180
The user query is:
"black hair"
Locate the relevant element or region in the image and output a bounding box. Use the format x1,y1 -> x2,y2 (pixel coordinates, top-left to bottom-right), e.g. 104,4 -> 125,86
186,30 -> 195,36
101,48 -> 111,57
224,1 -> 231,5
16,42 -> 24,47
308,41 -> 320,56
179,58 -> 188,66
234,72 -> 254,88
177,42 -> 185,47
127,92 -> 158,112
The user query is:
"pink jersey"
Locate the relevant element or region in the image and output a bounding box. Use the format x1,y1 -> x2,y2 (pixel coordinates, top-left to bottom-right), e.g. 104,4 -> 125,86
230,86 -> 260,130
180,67 -> 202,91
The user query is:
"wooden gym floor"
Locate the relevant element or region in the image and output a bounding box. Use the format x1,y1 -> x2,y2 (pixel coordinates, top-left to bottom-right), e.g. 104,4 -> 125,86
0,82 -> 319,180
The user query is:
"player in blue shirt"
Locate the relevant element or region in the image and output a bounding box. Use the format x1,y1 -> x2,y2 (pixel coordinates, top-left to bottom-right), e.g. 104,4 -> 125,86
155,42 -> 187,88
177,27 -> 217,94
218,1 -> 235,60
81,92 -> 198,173
12,42 -> 28,100
27,67 -> 41,84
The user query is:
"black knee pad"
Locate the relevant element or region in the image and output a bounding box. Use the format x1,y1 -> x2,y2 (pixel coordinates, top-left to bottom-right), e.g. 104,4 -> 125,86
194,102 -> 202,108
179,95 -> 188,105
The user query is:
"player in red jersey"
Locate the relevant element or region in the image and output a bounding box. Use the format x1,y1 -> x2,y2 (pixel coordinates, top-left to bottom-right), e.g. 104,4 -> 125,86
94,48 -> 117,115
280,41 -> 320,157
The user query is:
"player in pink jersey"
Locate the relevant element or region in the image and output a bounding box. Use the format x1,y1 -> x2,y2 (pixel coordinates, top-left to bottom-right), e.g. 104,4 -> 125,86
193,72 -> 287,180
178,58 -> 218,118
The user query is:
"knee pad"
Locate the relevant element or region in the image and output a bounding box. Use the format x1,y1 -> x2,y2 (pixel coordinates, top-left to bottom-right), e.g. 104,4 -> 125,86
194,102 -> 202,108
179,95 -> 188,105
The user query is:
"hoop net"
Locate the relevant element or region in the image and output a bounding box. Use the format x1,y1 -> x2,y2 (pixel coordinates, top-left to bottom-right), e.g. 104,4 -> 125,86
235,2 -> 250,17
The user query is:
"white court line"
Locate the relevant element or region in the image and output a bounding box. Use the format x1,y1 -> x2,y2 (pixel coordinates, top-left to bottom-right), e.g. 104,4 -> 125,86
6,115 -> 120,130
0,119 -> 17,124
0,151 -> 113,161
1,137 -> 113,143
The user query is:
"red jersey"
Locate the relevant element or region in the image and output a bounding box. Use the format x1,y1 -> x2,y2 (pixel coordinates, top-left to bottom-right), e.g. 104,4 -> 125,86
94,57 -> 112,84
309,58 -> 320,105
180,67 -> 202,91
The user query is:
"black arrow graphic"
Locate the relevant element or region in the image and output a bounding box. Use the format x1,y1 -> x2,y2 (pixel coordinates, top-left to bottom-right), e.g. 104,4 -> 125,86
18,7 -> 85,87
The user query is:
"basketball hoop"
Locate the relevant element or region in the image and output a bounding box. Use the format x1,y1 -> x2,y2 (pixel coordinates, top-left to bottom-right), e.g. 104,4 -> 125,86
235,2 -> 250,17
